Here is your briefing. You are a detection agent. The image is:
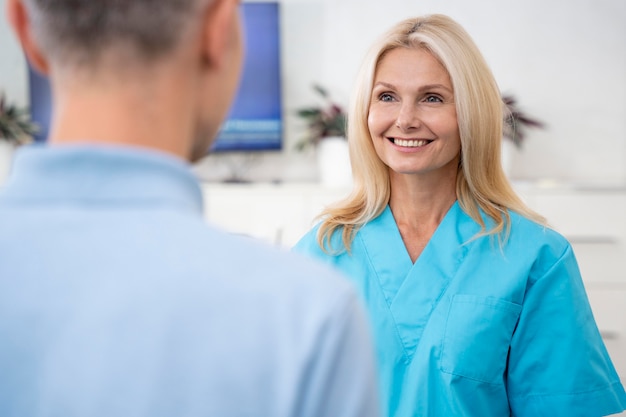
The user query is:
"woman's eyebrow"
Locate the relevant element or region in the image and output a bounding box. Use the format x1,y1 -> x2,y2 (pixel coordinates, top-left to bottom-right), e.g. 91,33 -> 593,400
419,84 -> 453,93
372,81 -> 453,93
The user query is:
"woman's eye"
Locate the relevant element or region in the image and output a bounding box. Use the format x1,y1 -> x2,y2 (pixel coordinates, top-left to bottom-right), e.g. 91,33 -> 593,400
425,95 -> 443,103
379,93 -> 395,102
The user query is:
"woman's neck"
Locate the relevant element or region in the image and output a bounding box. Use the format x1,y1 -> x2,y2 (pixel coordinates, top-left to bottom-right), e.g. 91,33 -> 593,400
388,170 -> 457,227
388,170 -> 457,263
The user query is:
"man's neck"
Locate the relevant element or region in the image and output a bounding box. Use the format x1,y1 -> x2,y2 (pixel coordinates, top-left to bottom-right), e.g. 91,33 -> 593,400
46,64 -> 197,161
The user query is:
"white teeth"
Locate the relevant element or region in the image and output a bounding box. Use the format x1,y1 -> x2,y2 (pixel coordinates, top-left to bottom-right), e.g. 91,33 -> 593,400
393,139 -> 429,147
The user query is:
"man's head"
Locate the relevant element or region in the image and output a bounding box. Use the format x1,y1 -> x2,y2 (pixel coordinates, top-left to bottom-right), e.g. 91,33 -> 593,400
7,0 -> 244,161
20,0 -> 209,67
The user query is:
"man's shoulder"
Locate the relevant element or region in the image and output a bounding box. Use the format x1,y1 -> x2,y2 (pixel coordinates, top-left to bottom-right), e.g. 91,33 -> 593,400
195,224 -> 357,303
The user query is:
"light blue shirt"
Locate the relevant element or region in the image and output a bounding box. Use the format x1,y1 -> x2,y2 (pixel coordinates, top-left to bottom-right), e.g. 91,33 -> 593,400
295,202 -> 626,417
0,144 -> 379,417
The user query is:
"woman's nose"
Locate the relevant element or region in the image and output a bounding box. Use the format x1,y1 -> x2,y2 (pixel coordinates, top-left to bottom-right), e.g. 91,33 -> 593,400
395,103 -> 421,131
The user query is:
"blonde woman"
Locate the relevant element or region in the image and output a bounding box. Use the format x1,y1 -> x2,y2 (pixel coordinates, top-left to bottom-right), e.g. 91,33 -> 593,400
295,14 -> 626,417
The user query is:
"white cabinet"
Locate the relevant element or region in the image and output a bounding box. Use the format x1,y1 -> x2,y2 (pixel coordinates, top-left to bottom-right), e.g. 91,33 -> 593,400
201,183 -> 350,247
530,191 -> 626,285
201,182 -> 626,383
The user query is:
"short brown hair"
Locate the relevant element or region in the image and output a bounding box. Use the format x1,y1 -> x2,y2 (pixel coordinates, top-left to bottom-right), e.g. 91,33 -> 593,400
25,0 -> 210,65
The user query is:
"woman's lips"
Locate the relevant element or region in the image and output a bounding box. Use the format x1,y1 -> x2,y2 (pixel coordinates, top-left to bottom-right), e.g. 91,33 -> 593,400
388,137 -> 433,148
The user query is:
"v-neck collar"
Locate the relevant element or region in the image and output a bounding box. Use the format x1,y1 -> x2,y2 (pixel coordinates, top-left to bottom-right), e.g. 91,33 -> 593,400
358,201 -> 481,359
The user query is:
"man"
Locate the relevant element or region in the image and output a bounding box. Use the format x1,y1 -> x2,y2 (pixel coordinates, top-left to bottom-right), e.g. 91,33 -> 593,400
0,1 -> 379,416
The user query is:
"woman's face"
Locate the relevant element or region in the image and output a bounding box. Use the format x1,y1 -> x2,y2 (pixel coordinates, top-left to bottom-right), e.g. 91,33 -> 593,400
368,47 -> 461,179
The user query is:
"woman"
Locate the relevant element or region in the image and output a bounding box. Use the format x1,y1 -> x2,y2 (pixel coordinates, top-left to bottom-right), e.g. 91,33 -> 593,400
294,14 -> 626,417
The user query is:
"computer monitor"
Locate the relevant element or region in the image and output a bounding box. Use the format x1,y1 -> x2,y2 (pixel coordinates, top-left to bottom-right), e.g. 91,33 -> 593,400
28,1 -> 284,152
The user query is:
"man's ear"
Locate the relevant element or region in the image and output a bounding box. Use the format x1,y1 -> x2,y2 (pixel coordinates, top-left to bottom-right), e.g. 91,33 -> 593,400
6,0 -> 49,75
199,0 -> 240,68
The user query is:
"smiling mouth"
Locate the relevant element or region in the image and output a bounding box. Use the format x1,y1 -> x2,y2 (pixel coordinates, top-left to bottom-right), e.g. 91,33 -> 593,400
389,138 -> 432,148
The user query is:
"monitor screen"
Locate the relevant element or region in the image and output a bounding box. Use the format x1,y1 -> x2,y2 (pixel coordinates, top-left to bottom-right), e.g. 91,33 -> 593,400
28,1 -> 284,152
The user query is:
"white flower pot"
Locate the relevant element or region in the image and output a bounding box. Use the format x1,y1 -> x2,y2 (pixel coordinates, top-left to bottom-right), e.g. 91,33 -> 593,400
0,141 -> 16,186
317,136 -> 352,188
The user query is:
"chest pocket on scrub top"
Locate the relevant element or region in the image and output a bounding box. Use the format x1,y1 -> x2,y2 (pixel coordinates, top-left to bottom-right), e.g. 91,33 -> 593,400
440,294 -> 522,384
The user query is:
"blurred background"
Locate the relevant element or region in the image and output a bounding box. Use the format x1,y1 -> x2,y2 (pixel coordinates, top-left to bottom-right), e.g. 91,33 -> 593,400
1,0 -> 625,391
2,0 -> 625,184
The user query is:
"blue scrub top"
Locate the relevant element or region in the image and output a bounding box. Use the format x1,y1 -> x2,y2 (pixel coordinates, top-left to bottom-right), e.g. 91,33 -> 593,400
295,202 -> 626,417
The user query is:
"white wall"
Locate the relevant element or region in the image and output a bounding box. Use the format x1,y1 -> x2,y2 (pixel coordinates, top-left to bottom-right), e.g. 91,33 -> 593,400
0,0 -> 28,108
2,0 -> 625,185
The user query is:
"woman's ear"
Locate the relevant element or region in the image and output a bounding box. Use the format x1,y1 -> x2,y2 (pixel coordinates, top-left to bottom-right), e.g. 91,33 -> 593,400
6,0 -> 50,75
199,0 -> 241,69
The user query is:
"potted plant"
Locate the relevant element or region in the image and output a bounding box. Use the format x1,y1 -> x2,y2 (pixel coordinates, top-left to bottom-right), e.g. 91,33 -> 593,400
295,84 -> 347,150
501,94 -> 545,176
0,90 -> 38,183
295,84 -> 351,187
0,91 -> 38,146
502,94 -> 545,149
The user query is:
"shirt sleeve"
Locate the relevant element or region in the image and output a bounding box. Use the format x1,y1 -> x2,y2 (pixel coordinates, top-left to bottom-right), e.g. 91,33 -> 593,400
296,289 -> 381,417
507,243 -> 626,416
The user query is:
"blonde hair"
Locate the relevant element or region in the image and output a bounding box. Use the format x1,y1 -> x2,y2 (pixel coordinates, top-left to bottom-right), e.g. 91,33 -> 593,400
317,14 -> 545,252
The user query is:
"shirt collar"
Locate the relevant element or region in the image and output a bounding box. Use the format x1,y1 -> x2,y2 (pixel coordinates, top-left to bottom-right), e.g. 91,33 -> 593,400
2,144 -> 204,215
